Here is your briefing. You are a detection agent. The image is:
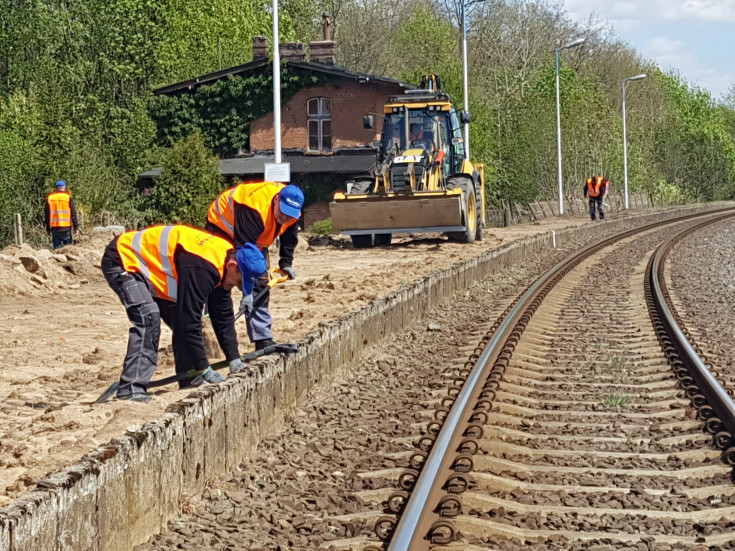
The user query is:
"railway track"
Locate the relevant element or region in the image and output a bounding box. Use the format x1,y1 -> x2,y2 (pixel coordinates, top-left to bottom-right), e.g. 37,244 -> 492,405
334,210 -> 735,550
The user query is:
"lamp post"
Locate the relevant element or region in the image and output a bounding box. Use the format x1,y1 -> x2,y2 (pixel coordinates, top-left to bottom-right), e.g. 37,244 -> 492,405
622,73 -> 647,209
461,0 -> 488,160
272,0 -> 282,164
555,37 -> 585,215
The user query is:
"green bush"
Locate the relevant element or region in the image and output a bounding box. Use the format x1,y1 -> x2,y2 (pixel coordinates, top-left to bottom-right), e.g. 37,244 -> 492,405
141,131 -> 223,226
311,219 -> 333,236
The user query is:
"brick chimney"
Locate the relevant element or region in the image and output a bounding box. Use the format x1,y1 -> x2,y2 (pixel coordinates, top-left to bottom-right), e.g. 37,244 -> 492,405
280,42 -> 306,61
253,36 -> 268,61
309,12 -> 336,65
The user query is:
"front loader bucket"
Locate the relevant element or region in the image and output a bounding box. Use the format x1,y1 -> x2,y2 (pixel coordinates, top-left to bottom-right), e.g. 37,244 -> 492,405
330,192 -> 466,235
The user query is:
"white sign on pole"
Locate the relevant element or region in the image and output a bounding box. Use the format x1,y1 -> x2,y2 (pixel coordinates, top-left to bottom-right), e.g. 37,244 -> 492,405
264,162 -> 291,183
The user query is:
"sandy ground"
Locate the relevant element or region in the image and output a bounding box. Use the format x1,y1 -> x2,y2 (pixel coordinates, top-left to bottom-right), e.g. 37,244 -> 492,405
0,215 -> 593,507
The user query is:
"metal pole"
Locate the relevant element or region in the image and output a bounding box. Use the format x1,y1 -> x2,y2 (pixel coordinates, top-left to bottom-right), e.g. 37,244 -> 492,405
461,1 -> 470,160
622,79 -> 630,210
272,0 -> 282,164
555,48 -> 563,215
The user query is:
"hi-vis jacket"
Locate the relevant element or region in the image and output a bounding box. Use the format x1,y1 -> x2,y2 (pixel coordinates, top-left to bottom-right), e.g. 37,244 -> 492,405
584,176 -> 609,198
206,182 -> 298,269
45,191 -> 79,231
106,225 -> 240,369
116,225 -> 231,302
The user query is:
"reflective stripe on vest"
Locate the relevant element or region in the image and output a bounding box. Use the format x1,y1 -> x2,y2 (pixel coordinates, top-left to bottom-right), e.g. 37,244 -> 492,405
206,182 -> 297,248
48,192 -> 72,228
116,225 -> 231,301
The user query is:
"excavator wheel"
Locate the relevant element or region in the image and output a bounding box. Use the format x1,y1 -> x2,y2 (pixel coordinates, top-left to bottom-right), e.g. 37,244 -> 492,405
446,178 -> 476,243
374,233 -> 392,246
474,182 -> 484,241
351,234 -> 374,248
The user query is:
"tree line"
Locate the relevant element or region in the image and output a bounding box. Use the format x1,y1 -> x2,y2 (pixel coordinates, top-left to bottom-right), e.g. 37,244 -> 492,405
1,0 -> 733,247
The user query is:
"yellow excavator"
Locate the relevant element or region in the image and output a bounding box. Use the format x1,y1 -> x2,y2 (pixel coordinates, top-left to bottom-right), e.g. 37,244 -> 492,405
329,75 -> 485,248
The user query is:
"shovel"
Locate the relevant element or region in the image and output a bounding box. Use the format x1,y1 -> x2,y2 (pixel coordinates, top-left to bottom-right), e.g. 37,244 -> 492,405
95,343 -> 299,404
235,267 -> 291,321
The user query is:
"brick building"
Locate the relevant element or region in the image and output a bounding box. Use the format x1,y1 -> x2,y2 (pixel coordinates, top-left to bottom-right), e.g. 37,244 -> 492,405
145,21 -> 414,229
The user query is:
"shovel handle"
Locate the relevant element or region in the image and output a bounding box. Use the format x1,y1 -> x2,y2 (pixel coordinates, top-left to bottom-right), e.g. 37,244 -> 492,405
94,343 -> 299,403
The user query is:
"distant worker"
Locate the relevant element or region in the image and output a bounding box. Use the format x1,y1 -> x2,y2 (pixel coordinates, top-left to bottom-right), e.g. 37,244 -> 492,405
45,180 -> 79,249
206,182 -> 304,350
100,225 -> 267,403
584,174 -> 610,221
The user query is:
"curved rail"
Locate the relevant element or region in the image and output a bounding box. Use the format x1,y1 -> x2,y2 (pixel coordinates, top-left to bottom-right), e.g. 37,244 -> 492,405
648,213 -> 735,464
383,208 -> 735,550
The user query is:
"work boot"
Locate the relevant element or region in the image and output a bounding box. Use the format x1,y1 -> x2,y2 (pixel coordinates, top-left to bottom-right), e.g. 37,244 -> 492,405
254,338 -> 276,351
189,367 -> 226,387
117,392 -> 152,403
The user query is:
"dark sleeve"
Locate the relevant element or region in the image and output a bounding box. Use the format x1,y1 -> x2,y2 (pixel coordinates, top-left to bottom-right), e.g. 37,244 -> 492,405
208,286 -> 239,361
69,196 -> 79,230
278,222 -> 299,269
44,199 -> 51,232
583,183 -> 588,197
174,249 -> 226,371
233,202 -> 266,247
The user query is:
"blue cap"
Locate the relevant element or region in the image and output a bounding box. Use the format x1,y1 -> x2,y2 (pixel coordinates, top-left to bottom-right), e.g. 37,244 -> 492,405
278,185 -> 304,219
236,243 -> 267,295
55,180 -> 66,188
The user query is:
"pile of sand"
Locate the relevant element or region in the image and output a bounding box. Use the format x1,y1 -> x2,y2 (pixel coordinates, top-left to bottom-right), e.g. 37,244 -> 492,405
0,230 -> 120,298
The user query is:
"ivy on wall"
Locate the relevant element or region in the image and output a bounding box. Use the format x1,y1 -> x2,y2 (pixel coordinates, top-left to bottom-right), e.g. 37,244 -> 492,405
148,66 -> 329,157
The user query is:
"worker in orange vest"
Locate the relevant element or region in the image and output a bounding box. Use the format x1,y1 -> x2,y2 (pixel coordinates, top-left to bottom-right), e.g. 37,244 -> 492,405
100,225 -> 266,403
45,180 -> 79,249
583,175 -> 610,221
206,182 -> 304,351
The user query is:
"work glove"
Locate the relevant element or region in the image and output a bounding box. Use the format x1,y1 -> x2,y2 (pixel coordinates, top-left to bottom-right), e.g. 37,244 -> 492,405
281,266 -> 296,279
229,358 -> 247,374
191,366 -> 226,386
240,293 -> 254,316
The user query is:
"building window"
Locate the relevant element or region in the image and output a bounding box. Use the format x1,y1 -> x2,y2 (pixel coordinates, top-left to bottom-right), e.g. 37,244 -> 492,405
307,97 -> 332,152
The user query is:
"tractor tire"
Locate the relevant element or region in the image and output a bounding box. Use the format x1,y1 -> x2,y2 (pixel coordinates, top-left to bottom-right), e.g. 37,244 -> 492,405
351,234 -> 375,248
446,178 -> 477,243
374,233 -> 392,246
474,182 -> 484,242
349,178 -> 373,195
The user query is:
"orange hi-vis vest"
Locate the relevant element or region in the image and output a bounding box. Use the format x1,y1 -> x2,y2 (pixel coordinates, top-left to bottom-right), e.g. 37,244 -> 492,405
116,225 -> 232,302
207,182 -> 298,248
47,191 -> 72,228
586,177 -> 604,198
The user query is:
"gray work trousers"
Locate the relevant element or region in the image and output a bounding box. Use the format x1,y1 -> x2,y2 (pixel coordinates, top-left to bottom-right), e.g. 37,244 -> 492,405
101,257 -> 161,398
247,275 -> 273,342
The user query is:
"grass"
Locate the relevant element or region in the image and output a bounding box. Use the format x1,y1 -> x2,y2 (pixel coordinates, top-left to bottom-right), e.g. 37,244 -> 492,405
606,356 -> 630,384
601,392 -> 634,408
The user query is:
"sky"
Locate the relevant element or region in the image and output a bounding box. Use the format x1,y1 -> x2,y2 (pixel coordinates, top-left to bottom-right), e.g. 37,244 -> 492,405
559,0 -> 734,101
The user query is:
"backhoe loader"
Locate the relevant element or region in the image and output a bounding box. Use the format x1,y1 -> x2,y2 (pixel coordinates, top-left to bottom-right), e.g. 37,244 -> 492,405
329,75 -> 485,248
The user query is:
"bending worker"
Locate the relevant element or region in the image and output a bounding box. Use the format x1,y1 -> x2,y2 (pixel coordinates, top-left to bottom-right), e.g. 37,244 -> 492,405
101,225 -> 267,403
206,181 -> 304,350
45,180 -> 79,249
584,174 -> 610,221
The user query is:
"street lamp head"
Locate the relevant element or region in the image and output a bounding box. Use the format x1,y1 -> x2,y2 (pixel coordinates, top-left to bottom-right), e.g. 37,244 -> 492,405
558,37 -> 585,52
628,73 -> 647,81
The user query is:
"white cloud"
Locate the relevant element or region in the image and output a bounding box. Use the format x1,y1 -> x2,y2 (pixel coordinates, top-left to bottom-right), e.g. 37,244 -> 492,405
644,36 -> 733,99
654,0 -> 735,23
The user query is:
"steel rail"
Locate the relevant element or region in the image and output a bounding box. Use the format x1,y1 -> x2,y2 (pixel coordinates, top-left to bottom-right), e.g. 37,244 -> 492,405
649,213 -> 735,456
386,207 -> 735,550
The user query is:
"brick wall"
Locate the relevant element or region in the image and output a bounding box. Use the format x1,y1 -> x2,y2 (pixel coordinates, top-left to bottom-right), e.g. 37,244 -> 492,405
303,202 -> 331,229
250,78 -> 405,152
